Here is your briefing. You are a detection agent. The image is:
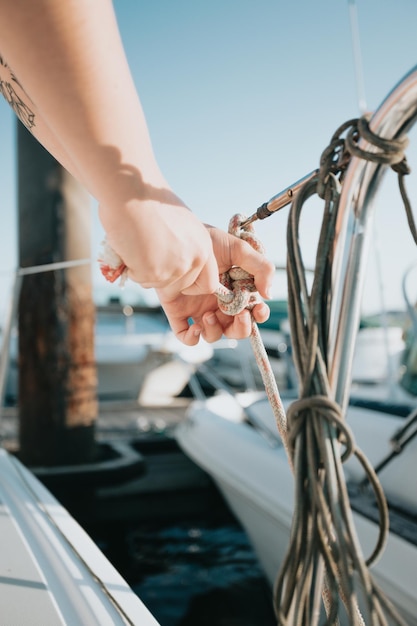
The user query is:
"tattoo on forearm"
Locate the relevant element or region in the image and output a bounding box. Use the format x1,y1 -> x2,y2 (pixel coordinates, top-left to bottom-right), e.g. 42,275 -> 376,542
0,55 -> 35,130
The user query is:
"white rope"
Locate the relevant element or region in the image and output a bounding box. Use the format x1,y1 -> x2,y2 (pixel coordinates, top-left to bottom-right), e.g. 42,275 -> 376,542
216,214 -> 291,459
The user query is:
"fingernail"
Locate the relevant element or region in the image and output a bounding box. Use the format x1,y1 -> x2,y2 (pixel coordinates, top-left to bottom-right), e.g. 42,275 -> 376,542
193,327 -> 201,337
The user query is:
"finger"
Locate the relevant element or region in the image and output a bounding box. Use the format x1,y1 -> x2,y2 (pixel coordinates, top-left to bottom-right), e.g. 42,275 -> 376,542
178,324 -> 203,346
230,238 -> 275,299
165,315 -> 202,346
201,312 -> 224,343
251,301 -> 271,325
222,310 -> 253,339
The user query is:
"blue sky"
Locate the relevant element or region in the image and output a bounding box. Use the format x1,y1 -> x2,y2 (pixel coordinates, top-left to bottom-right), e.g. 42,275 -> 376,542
0,0 -> 416,320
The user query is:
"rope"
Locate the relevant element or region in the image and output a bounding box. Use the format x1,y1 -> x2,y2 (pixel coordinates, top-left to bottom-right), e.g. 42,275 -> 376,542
346,115 -> 417,246
98,241 -> 128,285
216,214 -> 290,457
271,118 -> 412,626
217,192 -> 376,626
217,114 -> 415,625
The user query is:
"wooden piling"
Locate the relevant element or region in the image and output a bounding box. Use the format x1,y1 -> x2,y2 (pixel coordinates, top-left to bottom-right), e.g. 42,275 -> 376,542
17,122 -> 98,466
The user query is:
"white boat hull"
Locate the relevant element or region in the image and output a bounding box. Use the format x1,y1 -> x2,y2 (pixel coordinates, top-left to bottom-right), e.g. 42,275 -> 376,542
0,447 -> 160,625
176,393 -> 417,624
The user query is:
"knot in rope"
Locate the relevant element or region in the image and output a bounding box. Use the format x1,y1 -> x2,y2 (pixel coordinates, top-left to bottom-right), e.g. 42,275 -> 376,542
216,213 -> 265,316
346,114 -> 409,167
391,156 -> 411,176
317,118 -> 359,198
347,115 -> 417,245
286,394 -> 355,463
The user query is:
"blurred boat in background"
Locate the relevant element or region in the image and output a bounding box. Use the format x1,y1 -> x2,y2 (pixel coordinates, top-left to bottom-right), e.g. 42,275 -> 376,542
2,298 -> 214,406
176,385 -> 417,624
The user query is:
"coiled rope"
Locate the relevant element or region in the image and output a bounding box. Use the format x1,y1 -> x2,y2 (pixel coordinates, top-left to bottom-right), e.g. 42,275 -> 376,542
274,117 -> 413,626
278,172 -> 398,626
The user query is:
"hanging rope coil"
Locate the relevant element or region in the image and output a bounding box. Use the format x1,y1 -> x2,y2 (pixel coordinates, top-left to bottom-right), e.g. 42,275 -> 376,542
271,117 -> 414,626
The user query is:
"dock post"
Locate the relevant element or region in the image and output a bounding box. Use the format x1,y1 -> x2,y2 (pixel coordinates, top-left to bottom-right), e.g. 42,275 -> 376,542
17,122 -> 98,467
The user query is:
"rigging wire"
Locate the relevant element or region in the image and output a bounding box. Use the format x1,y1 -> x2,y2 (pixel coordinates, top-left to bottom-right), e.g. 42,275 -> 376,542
348,0 -> 367,114
347,0 -> 396,395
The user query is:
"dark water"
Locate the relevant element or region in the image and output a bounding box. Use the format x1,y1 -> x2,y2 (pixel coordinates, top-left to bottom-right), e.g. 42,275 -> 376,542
92,519 -> 277,626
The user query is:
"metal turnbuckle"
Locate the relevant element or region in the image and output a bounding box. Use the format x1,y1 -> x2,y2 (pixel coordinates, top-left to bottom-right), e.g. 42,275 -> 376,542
240,169 -> 319,229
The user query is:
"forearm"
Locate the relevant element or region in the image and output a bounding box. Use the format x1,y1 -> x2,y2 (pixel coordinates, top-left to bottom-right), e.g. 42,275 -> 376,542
0,0 -> 218,299
0,0 -> 277,345
0,0 -> 169,207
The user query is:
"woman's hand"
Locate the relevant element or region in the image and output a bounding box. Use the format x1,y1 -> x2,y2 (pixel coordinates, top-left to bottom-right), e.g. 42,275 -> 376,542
156,225 -> 275,345
99,193 -> 220,296
0,0 -> 276,347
